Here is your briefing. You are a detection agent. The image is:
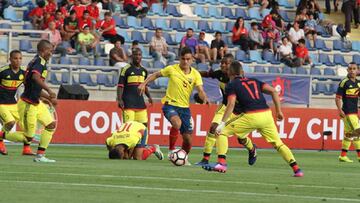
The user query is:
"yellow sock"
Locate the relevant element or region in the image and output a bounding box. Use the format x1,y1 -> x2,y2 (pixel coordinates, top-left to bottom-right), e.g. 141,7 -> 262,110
277,144 -> 296,164
239,137 -> 254,151
216,135 -> 228,156
5,131 -> 27,143
203,132 -> 216,154
39,129 -> 54,149
342,138 -> 352,151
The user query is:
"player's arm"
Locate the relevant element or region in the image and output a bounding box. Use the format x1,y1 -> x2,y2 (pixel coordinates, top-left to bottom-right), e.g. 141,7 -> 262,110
138,71 -> 162,95
215,94 -> 235,135
32,73 -> 56,98
117,68 -> 127,109
145,86 -> 153,105
335,83 -> 345,118
195,85 -> 209,104
262,84 -> 283,121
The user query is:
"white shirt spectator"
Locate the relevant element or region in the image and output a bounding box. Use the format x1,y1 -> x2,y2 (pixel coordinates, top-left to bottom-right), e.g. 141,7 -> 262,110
288,27 -> 305,44
279,43 -> 293,57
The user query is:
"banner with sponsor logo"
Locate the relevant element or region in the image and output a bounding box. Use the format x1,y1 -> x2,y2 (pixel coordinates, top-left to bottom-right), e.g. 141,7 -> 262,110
247,74 -> 311,105
52,101 -> 349,150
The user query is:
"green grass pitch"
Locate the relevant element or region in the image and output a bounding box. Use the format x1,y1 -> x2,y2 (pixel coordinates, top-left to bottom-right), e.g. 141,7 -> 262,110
1,145 -> 360,203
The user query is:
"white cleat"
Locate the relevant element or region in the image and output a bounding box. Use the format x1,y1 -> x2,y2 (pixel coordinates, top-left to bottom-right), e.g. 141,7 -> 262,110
34,155 -> 56,163
153,145 -> 164,160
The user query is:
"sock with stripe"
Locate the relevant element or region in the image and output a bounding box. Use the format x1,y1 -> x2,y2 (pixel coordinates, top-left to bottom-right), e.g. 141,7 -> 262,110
353,139 -> 360,158
276,143 -> 296,164
217,155 -> 227,165
340,138 -> 352,157
142,145 -> 156,160
216,134 -> 228,158
238,137 -> 254,151
203,132 -> 216,156
39,128 -> 55,153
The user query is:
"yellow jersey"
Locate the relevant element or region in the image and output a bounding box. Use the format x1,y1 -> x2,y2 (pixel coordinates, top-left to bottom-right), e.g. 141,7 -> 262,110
160,64 -> 203,108
106,121 -> 146,149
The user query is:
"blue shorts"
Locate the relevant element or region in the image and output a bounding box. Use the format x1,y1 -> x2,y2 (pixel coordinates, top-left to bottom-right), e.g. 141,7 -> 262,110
162,104 -> 193,134
136,128 -> 148,148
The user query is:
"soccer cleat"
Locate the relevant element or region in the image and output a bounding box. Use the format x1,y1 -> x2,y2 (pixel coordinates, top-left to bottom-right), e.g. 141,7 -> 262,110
293,169 -> 304,177
0,142 -> 8,155
22,146 -> 36,156
248,144 -> 257,166
339,156 -> 354,163
195,159 -> 209,166
34,155 -> 56,163
153,144 -> 164,160
202,162 -> 227,173
167,149 -> 177,160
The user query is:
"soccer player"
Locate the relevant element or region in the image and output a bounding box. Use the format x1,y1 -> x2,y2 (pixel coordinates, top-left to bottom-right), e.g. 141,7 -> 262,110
17,40 -> 57,163
203,61 -> 303,177
195,54 -> 257,166
0,50 -> 35,155
335,62 -> 360,162
106,121 -> 164,160
138,47 -> 209,161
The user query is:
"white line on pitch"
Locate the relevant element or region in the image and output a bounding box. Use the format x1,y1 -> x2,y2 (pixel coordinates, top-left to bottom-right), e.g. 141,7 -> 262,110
2,171 -> 360,191
1,179 -> 359,202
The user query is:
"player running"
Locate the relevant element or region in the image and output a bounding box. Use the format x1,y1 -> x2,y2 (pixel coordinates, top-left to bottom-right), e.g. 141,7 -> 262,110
195,54 -> 257,166
17,40 -> 57,163
335,62 -> 360,163
106,121 -> 164,160
203,61 -> 303,177
138,47 -> 209,163
0,50 -> 35,155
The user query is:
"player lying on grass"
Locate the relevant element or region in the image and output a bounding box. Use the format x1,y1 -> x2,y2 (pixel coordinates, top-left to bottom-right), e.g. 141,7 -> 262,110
203,61 -> 303,177
106,121 -> 164,160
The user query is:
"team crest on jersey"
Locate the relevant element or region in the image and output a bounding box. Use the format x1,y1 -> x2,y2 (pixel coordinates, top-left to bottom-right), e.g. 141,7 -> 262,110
131,72 -> 135,75
19,74 -> 24,80
6,75 -> 10,79
142,71 -> 145,76
187,78 -> 193,84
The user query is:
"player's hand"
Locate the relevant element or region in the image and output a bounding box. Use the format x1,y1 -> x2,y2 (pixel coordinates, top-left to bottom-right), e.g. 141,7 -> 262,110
276,111 -> 284,121
215,121 -> 225,136
48,90 -> 56,99
147,97 -> 153,107
117,99 -> 124,109
339,109 -> 345,118
203,97 -> 210,105
50,98 -> 58,107
138,83 -> 146,95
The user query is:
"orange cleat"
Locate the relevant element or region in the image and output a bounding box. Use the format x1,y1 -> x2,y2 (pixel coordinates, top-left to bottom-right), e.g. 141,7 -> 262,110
0,142 -> 8,155
22,146 -> 36,156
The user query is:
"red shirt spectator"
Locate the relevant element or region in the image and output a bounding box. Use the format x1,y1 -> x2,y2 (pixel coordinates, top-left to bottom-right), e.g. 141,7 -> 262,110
43,14 -> 55,29
295,45 -> 308,58
78,11 -> 93,31
124,0 -> 143,7
86,2 -> 99,20
60,6 -> 69,17
98,18 -> 116,35
232,27 -> 248,42
45,0 -> 57,15
29,7 -> 44,18
70,2 -> 86,19
262,14 -> 275,29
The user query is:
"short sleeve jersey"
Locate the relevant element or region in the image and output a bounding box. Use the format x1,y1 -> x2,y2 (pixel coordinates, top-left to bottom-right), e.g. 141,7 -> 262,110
336,77 -> 360,115
160,64 -> 203,108
0,65 -> 25,104
64,17 -> 79,31
106,121 -> 146,149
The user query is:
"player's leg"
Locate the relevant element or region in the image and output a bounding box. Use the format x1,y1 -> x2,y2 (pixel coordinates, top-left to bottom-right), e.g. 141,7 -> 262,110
178,107 -> 193,154
162,105 -> 182,152
347,115 -> 360,162
0,105 -> 17,155
237,137 -> 257,165
122,109 -> 136,122
34,102 -> 56,163
134,145 -> 163,160
339,115 -> 357,162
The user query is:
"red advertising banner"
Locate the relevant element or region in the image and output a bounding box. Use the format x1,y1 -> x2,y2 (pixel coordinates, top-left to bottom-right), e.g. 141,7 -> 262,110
53,100 -> 349,150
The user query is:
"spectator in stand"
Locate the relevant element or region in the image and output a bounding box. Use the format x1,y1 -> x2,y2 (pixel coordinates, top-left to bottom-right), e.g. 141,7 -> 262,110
87,0 -> 100,23
146,0 -> 167,9
304,12 -> 317,44
198,31 -> 211,63
150,28 -> 176,63
279,36 -> 300,67
271,9 -> 286,32
248,0 -> 269,12
54,9 -> 65,31
101,0 -> 116,13
353,0 -> 360,29
78,10 -> 94,32
41,21 -> 67,56
42,12 -> 54,30
289,21 -> 305,46
110,39 -> 128,68
70,0 -> 86,19
59,0 -> 70,17
180,28 -> 201,61
124,0 -> 148,17
325,0 -> 339,13
210,31 -> 228,62
342,0 -> 355,33
77,25 -> 99,57
28,0 -> 45,30
295,39 -> 312,66
97,11 -> 125,44
262,23 -> 280,53
249,22 -> 264,50
45,0 -> 57,15
262,10 -> 276,29
295,8 -> 309,29
63,10 -> 79,41
232,17 -> 249,52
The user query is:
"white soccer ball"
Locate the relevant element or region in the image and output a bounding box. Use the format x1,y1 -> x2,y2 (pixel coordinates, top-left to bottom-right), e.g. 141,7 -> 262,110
169,149 -> 188,166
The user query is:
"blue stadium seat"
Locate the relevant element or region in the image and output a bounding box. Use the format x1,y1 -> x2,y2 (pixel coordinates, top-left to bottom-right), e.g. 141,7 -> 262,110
225,21 -> 234,32
319,54 -> 335,66
146,31 -> 154,43
278,0 -> 293,8
142,60 -> 152,69
60,56 -> 72,65
153,60 -> 165,69
127,16 -> 142,29
310,67 -> 321,75
198,20 -> 214,33
194,5 -> 209,18
132,31 -> 147,43
208,6 -> 224,19
97,74 -> 114,87
296,67 -> 308,75
326,83 -> 337,95
19,40 -> 36,53
323,68 -> 336,76
352,41 -> 360,51
353,54 -> 360,65
261,9 -> 271,18
315,83 -> 327,94
116,28 -> 131,43
268,67 -> 280,73
254,66 -> 266,73
155,18 -> 171,31
222,7 -> 236,20
309,54 -> 322,66
141,17 -> 155,30
61,72 -> 70,84
316,25 -> 331,38
262,50 -> 280,64
113,15 -> 129,28
0,23 -> 17,36
184,20 -> 198,31
248,8 -> 262,21
282,66 -> 293,74
23,24 -> 39,37
79,57 -> 91,66
211,63 -> 220,70
163,32 -> 177,45
197,63 -> 209,71
332,40 -> 351,52
315,39 -> 331,51
235,8 -> 250,20
212,21 -> 226,33
79,73 -> 97,86
231,0 -> 247,6
170,19 -> 185,32
149,3 -> 168,16
49,72 -> 61,85
249,50 -> 266,64
94,58 -> 106,66
175,32 -> 184,44
279,10 -> 291,22
4,6 -> 21,22
166,4 -> 182,17
305,40 -> 315,51
156,77 -> 169,88
333,54 -> 348,66
235,49 -> 250,62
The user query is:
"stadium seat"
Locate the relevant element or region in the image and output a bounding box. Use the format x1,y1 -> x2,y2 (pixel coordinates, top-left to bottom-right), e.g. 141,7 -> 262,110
278,0 -> 293,8
49,72 -> 62,85
145,31 -> 154,43
249,50 -> 266,64
221,7 -> 236,20
4,6 -> 21,22
60,56 -> 72,65
282,66 -> 293,74
316,25 -> 331,37
194,5 -> 209,18
279,10 -> 291,22
149,3 -> 168,16
170,19 -> 185,32
142,60 -> 152,69
94,58 -> 106,66
262,50 -> 280,64
132,31 -> 147,43
333,54 -> 348,66
184,20 -> 199,31
352,41 -> 360,51
113,15 -> 129,28
79,72 -> 97,87
175,32 -> 184,44
116,28 -> 131,43
315,83 -> 327,94
141,17 -> 156,30
310,67 -> 321,75
235,8 -> 250,20
212,21 -> 226,33
211,63 -> 220,70
309,54 -> 321,66
155,18 -> 171,31
248,8 -> 262,21
319,54 -> 335,66
305,40 -> 315,51
0,23 -> 18,36
296,67 -> 308,75
232,0 -> 247,6
315,39 -> 331,51
353,54 -> 360,65
208,6 -> 224,19
235,50 -> 248,62
179,4 -> 196,17
153,60 -> 165,69
197,63 -> 209,71
19,40 -> 36,53
61,72 -> 70,84
97,74 -> 114,87
166,4 -> 182,17
323,68 -> 336,76
325,83 -> 337,95
79,57 -> 91,66
225,21 -> 234,32
268,66 -> 280,73
198,20 -> 214,33
127,16 -> 142,29
254,66 -> 266,73
156,77 -> 169,88
163,32 -> 177,45
261,9 -> 271,18
332,40 -> 350,52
